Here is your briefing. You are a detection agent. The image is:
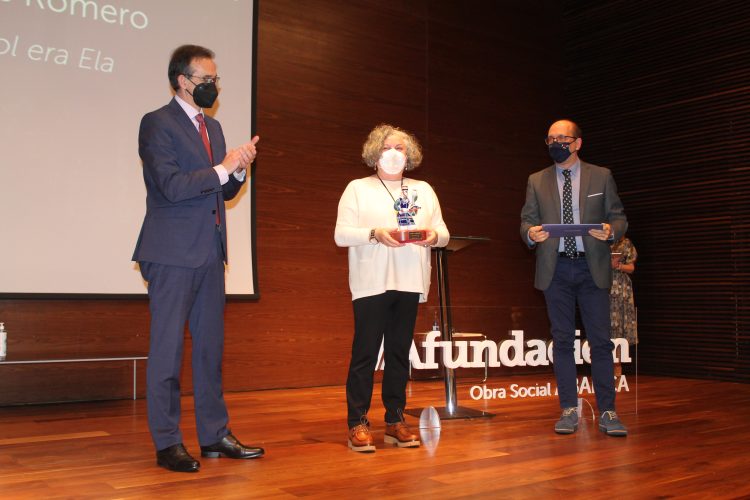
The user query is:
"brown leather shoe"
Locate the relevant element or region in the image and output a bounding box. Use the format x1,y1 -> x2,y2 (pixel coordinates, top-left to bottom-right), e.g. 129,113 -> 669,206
384,421 -> 420,448
348,423 -> 375,452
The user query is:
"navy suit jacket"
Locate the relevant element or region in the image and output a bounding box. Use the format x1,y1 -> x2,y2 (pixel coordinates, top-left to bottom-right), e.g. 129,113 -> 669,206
132,98 -> 245,267
520,161 -> 627,291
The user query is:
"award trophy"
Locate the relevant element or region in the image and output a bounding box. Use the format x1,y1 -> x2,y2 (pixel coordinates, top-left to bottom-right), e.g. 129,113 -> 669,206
389,186 -> 426,243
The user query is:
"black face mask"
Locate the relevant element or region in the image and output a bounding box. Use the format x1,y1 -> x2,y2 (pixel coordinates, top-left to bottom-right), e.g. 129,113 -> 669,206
189,82 -> 218,108
548,142 -> 573,164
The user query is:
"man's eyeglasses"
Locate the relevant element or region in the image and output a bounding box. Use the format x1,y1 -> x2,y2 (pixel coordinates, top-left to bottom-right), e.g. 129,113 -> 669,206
545,135 -> 578,146
185,74 -> 220,85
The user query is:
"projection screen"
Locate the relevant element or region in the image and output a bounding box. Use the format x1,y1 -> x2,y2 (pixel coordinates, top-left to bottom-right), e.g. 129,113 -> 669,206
0,0 -> 258,297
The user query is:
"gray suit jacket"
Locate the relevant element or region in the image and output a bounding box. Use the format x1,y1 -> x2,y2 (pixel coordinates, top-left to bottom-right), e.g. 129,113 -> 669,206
520,160 -> 627,290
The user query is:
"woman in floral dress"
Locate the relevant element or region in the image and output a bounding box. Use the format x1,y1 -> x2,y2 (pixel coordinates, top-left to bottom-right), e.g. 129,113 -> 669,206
610,237 -> 637,376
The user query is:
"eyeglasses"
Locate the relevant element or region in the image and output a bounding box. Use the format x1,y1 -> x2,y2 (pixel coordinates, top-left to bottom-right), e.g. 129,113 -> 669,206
545,135 -> 578,145
185,74 -> 220,85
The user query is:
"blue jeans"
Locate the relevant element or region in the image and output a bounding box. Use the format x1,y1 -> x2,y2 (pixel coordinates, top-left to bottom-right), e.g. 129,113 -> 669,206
543,257 -> 616,412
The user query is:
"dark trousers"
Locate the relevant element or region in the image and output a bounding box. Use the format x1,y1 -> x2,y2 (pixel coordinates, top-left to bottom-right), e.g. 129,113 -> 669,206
346,290 -> 420,428
543,257 -> 616,412
140,235 -> 229,451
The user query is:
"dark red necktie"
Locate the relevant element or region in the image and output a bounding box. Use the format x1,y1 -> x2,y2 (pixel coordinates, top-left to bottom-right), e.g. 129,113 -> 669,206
195,114 -> 221,226
195,113 -> 213,163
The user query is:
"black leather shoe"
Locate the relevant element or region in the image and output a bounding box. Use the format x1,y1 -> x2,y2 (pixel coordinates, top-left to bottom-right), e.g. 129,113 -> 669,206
200,433 -> 264,459
156,443 -> 200,472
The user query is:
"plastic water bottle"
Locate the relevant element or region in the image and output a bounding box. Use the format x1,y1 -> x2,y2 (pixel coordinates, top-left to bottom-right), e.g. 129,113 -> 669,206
0,322 -> 7,361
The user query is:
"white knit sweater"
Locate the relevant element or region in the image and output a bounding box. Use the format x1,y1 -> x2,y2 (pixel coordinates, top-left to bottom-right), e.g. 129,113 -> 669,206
334,175 -> 450,302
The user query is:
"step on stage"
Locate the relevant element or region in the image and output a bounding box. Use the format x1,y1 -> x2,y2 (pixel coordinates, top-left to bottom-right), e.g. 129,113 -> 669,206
1,374 -> 748,498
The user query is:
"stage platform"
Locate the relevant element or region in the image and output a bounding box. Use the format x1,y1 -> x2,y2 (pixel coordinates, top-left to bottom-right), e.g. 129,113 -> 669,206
1,374 -> 749,498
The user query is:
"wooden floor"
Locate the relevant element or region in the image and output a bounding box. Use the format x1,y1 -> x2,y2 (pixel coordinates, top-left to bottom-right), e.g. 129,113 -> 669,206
1,373 -> 749,499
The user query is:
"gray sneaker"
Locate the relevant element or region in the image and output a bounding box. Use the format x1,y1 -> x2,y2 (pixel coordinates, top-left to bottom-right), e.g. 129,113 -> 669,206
599,410 -> 628,436
554,407 -> 579,434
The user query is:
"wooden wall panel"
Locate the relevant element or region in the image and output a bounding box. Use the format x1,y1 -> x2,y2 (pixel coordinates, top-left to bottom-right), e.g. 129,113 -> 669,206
0,361 -> 146,405
0,0 -> 564,404
563,0 -> 750,382
246,0 -> 430,392
419,2 -> 564,367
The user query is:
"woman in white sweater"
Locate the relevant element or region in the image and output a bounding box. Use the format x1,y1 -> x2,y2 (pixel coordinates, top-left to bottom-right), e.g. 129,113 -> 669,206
335,124 -> 449,452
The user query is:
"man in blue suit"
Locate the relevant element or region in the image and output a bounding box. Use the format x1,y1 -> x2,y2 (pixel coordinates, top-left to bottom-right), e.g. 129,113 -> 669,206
133,44 -> 263,472
520,119 -> 629,437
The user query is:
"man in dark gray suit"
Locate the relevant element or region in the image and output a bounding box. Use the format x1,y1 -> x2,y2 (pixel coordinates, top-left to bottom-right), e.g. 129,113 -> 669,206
520,119 -> 629,437
133,44 -> 263,472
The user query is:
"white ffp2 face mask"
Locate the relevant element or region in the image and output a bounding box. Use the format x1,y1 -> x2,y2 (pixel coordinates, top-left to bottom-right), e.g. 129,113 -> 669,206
378,148 -> 407,175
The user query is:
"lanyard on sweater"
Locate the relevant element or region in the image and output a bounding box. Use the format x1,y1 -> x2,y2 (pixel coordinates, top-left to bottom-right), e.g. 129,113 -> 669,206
376,174 -> 405,212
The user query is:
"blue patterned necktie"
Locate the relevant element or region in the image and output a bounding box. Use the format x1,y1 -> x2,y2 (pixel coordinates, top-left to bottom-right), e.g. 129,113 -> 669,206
562,169 -> 577,258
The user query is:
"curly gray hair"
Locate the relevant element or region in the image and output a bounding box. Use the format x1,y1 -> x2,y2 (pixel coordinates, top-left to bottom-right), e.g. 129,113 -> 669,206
361,124 -> 423,171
